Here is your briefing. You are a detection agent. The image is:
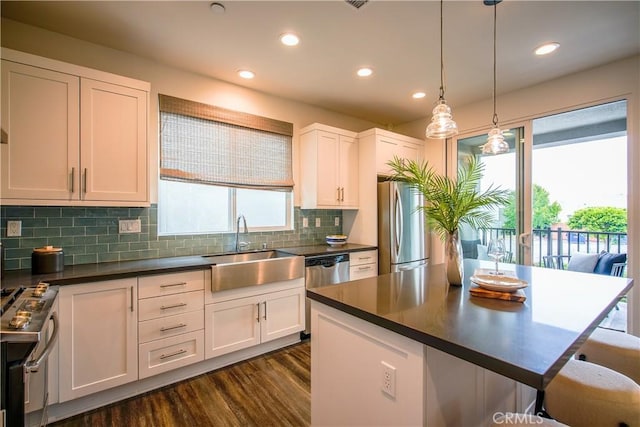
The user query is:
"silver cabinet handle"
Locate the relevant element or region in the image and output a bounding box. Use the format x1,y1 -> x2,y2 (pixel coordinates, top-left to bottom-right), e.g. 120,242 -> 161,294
341,187 -> 345,201
70,168 -> 75,193
160,323 -> 187,332
160,302 -> 187,310
160,282 -> 187,288
358,266 -> 372,271
256,303 -> 260,322
130,286 -> 134,312
82,168 -> 87,194
263,301 -> 267,321
336,187 -> 340,202
159,349 -> 187,360
358,256 -> 372,261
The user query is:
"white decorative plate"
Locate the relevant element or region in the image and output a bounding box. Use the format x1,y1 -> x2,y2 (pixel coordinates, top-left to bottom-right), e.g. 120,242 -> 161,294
470,274 -> 528,292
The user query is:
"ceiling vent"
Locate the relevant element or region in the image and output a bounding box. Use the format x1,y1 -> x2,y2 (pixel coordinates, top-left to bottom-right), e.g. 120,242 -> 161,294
345,0 -> 368,9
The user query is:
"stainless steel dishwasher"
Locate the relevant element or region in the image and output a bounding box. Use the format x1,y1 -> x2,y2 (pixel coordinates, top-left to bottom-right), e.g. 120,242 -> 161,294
304,253 -> 350,335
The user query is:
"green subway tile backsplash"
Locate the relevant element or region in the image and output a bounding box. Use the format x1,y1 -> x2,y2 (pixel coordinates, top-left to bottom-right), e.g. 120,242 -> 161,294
0,205 -> 342,271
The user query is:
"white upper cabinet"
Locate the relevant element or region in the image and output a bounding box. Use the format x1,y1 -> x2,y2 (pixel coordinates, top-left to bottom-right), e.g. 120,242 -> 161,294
1,61 -> 80,201
0,48 -> 149,206
300,123 -> 359,209
358,128 -> 425,177
80,78 -> 148,203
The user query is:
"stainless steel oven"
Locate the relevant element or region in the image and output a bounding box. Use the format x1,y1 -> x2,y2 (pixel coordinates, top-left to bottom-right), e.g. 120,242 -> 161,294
1,283 -> 59,427
303,253 -> 350,336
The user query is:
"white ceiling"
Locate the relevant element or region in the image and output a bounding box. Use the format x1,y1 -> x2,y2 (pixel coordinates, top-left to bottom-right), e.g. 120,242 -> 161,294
2,1 -> 639,126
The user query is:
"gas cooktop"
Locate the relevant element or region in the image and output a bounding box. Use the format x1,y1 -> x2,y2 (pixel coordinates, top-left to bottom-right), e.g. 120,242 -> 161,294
0,282 -> 59,343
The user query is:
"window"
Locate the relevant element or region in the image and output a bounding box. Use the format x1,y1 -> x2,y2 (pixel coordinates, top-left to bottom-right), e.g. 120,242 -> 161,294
158,95 -> 294,235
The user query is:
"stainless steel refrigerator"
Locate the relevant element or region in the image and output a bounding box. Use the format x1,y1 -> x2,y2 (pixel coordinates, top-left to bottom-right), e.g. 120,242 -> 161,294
378,181 -> 429,273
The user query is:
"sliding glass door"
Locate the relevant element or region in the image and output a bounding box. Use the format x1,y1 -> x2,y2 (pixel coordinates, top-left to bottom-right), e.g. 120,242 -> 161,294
455,126 -> 530,265
454,100 -> 628,269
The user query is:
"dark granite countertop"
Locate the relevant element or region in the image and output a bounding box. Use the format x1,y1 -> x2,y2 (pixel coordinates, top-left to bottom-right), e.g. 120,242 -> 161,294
0,243 -> 377,288
306,259 -> 633,390
1,255 -> 216,288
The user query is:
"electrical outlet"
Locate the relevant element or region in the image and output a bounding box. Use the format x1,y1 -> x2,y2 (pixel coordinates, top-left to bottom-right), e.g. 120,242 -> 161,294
119,219 -> 141,234
7,220 -> 22,237
334,217 -> 340,226
302,217 -> 309,228
381,361 -> 396,398
315,218 -> 321,227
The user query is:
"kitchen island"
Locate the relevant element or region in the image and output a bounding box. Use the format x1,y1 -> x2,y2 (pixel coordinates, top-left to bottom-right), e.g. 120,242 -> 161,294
307,259 -> 633,426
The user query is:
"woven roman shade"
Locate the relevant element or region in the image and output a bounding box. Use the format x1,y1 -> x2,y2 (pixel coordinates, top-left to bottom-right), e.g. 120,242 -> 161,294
159,94 -> 294,191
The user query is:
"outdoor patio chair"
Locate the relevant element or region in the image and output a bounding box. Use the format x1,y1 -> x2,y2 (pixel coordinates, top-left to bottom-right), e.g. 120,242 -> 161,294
610,262 -> 627,277
543,253 -> 627,276
542,255 -> 571,270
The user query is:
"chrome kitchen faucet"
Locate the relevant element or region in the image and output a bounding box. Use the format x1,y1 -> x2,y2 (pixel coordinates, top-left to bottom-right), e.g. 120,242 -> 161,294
235,215 -> 249,252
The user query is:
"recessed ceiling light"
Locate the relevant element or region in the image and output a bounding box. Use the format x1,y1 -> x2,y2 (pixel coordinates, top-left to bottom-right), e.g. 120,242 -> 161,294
412,92 -> 426,99
357,67 -> 373,77
535,42 -> 560,56
209,2 -> 225,14
280,33 -> 300,46
238,70 -> 255,79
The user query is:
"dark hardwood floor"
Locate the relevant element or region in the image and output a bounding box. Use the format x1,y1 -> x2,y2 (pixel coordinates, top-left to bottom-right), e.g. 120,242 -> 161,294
51,340 -> 310,427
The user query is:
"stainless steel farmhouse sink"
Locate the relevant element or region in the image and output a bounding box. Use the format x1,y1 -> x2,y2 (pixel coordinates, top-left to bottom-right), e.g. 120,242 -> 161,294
204,250 -> 305,292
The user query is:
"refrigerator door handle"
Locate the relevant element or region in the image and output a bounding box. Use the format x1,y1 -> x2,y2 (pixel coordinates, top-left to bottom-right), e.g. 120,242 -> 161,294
394,187 -> 403,258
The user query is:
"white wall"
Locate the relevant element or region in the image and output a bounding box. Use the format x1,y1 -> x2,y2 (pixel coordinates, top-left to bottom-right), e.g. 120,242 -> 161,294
396,55 -> 640,336
0,18 -> 382,207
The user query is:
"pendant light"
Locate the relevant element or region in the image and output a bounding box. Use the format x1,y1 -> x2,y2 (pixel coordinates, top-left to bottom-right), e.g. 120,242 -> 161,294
481,0 -> 509,155
426,0 -> 458,139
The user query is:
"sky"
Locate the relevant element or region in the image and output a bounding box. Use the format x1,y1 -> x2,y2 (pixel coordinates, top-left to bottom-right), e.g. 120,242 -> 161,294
481,136 -> 627,222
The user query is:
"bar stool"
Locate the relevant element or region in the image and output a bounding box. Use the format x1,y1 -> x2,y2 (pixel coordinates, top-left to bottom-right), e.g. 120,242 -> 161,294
544,359 -> 640,426
576,327 -> 640,384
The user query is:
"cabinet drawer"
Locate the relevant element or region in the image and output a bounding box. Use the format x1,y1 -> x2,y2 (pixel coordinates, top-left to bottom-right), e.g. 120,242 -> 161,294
350,250 -> 377,266
139,310 -> 204,344
138,330 -> 204,379
350,263 -> 378,280
138,270 -> 205,299
138,290 -> 204,321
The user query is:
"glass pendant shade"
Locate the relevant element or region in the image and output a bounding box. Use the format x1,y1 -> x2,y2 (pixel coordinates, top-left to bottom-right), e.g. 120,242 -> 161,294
426,99 -> 459,139
482,127 -> 508,154
426,0 -> 458,140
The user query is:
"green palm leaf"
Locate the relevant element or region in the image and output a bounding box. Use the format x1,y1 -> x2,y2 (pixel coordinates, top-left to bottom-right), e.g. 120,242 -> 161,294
387,155 -> 509,241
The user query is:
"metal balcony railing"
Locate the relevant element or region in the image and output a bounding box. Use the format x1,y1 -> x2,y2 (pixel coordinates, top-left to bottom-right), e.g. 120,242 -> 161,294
478,227 -> 627,267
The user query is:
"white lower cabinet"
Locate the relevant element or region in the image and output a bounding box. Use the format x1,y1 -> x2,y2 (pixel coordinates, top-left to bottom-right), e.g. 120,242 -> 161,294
137,271 -> 205,379
58,278 -> 138,402
138,330 -> 204,379
53,269 -> 304,415
205,285 -> 305,359
350,249 -> 378,280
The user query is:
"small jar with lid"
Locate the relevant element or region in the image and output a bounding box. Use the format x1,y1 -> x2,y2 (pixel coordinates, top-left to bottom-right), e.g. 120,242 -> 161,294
32,246 -> 64,274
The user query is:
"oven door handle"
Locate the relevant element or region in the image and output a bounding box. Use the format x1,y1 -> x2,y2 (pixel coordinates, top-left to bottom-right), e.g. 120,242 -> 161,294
25,311 -> 59,373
